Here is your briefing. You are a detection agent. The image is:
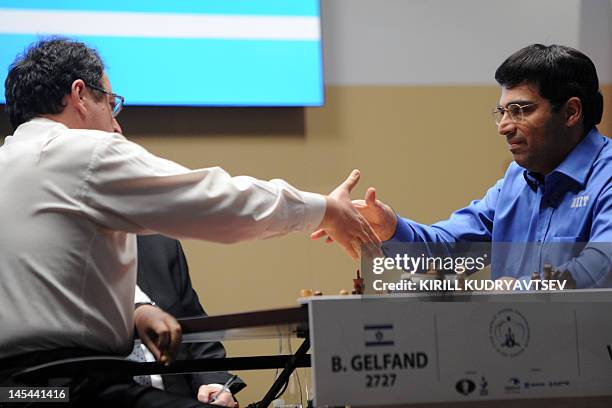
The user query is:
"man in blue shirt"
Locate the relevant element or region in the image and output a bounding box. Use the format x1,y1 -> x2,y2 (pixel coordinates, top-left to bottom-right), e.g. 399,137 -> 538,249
316,44 -> 611,288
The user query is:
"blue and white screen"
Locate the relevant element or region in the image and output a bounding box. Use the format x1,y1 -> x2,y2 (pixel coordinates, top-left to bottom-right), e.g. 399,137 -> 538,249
0,1 -> 323,106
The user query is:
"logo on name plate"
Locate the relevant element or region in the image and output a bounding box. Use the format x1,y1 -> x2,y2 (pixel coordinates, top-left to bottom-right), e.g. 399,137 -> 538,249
455,378 -> 476,396
364,324 -> 395,347
504,377 -> 521,394
479,376 -> 489,396
489,309 -> 530,357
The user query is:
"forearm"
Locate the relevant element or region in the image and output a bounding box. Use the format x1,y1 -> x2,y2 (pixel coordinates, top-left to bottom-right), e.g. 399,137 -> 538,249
84,136 -> 327,242
561,243 -> 612,288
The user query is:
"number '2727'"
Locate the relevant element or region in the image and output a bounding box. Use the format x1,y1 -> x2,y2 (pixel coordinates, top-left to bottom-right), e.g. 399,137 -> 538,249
365,373 -> 397,388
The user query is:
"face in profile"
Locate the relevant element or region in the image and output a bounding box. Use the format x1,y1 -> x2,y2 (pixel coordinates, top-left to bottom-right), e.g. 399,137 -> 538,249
497,83 -> 569,174
83,73 -> 119,133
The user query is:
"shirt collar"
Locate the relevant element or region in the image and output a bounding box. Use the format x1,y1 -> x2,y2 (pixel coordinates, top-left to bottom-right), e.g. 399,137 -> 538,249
523,171 -> 543,191
551,127 -> 604,187
522,128 -> 604,191
13,117 -> 68,135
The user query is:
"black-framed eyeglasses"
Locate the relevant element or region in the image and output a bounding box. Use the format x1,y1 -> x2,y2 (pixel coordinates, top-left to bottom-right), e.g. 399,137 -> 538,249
85,82 -> 125,118
491,103 -> 538,126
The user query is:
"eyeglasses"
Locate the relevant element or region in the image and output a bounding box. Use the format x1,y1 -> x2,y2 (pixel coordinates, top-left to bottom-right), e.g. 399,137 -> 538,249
85,82 -> 125,118
491,103 -> 537,125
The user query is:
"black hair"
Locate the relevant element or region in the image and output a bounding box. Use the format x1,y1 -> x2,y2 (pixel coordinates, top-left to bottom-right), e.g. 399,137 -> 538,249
495,44 -> 603,132
4,37 -> 105,130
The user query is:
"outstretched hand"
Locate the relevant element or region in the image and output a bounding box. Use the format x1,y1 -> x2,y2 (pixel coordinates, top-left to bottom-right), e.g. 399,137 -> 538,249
134,304 -> 182,366
313,170 -> 381,259
312,186 -> 397,244
352,187 -> 397,241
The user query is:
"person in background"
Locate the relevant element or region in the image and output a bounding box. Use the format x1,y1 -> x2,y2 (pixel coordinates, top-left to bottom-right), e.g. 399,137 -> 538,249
133,234 -> 245,407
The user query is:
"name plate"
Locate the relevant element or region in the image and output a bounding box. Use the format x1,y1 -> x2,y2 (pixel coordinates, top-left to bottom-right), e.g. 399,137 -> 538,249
307,291 -> 612,406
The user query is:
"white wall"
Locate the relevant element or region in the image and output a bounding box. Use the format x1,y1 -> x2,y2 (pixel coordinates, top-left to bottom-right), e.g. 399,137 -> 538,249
579,0 -> 612,84
322,0 -> 610,85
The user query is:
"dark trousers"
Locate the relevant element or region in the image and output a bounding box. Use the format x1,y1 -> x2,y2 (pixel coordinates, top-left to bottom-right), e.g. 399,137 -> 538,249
0,349 -> 216,408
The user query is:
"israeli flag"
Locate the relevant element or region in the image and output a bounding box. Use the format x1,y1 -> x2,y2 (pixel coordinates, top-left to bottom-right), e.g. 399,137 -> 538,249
364,324 -> 395,347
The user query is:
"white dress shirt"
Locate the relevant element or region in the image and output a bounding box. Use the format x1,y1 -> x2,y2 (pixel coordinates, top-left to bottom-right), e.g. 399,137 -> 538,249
0,118 -> 325,359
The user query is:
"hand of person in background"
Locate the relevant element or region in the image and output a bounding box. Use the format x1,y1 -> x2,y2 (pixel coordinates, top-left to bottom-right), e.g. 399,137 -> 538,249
198,385 -> 237,407
314,170 -> 381,259
134,304 -> 182,366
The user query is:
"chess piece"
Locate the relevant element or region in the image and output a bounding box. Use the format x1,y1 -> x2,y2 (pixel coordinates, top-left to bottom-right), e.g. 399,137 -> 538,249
531,271 -> 541,281
352,269 -> 364,295
339,289 -> 349,295
300,289 -> 313,298
543,263 -> 553,280
313,290 -> 323,296
456,272 -> 466,291
426,267 -> 444,280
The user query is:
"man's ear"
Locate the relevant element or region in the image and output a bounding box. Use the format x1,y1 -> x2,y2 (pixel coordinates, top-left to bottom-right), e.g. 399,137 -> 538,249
112,118 -> 123,134
69,79 -> 87,117
564,96 -> 582,128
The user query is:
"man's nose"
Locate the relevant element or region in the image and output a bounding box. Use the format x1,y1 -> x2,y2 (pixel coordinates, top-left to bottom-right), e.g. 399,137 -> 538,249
497,113 -> 515,136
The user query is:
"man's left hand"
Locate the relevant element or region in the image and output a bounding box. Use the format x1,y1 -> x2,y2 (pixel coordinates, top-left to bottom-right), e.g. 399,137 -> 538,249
133,304 -> 182,366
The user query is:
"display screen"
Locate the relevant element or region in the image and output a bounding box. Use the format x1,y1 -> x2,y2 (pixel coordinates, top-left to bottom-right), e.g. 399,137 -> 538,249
0,1 -> 323,106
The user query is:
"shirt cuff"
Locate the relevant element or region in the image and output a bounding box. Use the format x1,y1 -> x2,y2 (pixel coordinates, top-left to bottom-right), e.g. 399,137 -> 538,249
386,214 -> 415,242
301,192 -> 326,231
134,285 -> 152,304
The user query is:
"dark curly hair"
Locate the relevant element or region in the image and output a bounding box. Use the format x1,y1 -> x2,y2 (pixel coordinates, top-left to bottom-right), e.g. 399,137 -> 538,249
495,44 -> 603,133
4,37 -> 105,130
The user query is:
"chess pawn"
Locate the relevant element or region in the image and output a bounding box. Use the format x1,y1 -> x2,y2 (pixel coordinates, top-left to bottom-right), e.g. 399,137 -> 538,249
456,272 -> 466,291
531,271 -> 541,281
427,267 -> 444,280
352,269 -> 365,295
543,263 -> 553,280
426,267 -> 438,276
300,289 -> 313,298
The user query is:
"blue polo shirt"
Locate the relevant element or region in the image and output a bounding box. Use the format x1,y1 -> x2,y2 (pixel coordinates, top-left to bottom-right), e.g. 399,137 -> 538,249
388,128 -> 612,288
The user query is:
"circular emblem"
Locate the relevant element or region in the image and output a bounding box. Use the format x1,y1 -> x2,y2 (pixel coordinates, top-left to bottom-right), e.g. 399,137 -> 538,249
489,308 -> 530,357
455,378 -> 476,396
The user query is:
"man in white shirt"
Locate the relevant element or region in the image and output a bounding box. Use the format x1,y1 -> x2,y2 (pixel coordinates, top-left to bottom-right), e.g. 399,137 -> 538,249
0,37 -> 379,405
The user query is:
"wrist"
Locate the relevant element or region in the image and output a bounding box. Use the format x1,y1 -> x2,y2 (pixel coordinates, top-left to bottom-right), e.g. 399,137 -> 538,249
382,210 -> 398,241
133,302 -> 159,325
319,196 -> 338,229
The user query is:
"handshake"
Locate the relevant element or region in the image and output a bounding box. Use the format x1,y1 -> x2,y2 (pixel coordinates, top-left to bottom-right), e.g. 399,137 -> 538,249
312,169 -> 398,260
